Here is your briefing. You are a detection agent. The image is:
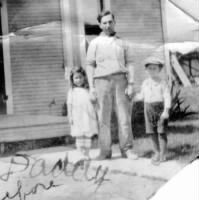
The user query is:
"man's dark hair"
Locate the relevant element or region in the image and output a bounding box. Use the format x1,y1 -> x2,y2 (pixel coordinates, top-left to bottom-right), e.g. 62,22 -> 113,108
97,10 -> 115,23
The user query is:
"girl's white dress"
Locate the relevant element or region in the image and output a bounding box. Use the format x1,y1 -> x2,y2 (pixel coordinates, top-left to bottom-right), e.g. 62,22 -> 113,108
67,88 -> 98,137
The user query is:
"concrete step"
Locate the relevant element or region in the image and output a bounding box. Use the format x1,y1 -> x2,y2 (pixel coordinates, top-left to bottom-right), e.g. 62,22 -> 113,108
0,115 -> 70,154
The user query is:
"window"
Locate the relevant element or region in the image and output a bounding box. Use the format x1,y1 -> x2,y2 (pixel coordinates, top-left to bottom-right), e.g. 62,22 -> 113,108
82,0 -> 103,40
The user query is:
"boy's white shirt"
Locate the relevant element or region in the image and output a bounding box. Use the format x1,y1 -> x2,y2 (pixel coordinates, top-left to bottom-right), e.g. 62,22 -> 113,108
135,78 -> 171,109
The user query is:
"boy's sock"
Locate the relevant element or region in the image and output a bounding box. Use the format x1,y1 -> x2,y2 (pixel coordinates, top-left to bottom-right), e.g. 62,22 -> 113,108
151,133 -> 160,161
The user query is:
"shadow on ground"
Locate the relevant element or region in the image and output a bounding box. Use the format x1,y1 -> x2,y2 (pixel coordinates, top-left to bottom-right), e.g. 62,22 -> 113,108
140,144 -> 195,161
167,125 -> 199,134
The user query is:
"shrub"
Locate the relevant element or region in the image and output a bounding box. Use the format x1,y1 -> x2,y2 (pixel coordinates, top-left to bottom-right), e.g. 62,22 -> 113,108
169,88 -> 196,121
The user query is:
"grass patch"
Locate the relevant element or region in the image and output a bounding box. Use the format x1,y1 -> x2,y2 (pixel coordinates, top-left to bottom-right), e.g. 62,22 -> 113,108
131,86 -> 199,163
2,87 -> 199,164
133,131 -> 199,164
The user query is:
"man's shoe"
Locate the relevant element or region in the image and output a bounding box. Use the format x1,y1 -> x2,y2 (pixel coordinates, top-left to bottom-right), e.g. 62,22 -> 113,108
123,150 -> 138,160
151,159 -> 160,166
152,153 -> 160,162
151,154 -> 166,165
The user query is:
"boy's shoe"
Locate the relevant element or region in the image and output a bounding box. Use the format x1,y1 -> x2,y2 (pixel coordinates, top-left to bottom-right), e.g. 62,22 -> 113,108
159,155 -> 167,162
152,153 -> 160,161
151,153 -> 160,166
123,150 -> 139,160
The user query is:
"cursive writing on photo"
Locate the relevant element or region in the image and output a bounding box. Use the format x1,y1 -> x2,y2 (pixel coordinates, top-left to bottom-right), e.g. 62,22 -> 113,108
0,154 -> 109,200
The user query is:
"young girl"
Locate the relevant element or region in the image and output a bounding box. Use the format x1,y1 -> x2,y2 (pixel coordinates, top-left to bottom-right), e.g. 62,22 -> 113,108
67,67 -> 98,160
134,57 -> 171,165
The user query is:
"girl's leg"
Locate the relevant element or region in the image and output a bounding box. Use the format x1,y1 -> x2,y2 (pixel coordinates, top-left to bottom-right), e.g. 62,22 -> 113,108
76,137 -> 92,159
159,133 -> 168,162
75,137 -> 85,155
151,133 -> 160,164
83,137 -> 92,158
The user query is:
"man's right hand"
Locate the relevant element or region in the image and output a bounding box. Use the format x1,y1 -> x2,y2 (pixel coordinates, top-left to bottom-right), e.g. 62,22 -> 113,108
89,88 -> 97,103
125,84 -> 136,100
160,109 -> 169,120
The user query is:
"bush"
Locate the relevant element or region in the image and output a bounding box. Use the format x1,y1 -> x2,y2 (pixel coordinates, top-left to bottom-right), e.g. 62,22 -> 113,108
169,88 -> 196,121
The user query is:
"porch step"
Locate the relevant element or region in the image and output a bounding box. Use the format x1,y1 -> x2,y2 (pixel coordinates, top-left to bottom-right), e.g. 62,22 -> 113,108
0,115 -> 68,129
0,115 -> 70,153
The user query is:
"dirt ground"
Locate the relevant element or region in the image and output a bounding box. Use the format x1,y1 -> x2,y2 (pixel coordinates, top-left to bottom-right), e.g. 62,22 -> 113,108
1,87 -> 198,200
1,117 -> 198,200
0,148 -> 171,200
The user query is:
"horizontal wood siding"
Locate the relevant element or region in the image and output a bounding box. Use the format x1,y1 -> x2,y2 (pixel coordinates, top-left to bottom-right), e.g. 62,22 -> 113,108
7,0 -> 67,115
0,115 -> 70,144
111,0 -> 164,85
0,123 -> 70,142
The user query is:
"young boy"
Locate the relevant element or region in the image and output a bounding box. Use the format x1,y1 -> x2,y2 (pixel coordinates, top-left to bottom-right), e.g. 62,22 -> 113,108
134,57 -> 171,165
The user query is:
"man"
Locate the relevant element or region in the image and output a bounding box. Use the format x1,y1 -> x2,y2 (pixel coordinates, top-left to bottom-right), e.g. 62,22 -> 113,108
86,11 -> 138,160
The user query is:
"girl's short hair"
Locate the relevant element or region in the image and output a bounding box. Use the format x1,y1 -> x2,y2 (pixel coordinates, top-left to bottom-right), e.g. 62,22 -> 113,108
70,66 -> 89,89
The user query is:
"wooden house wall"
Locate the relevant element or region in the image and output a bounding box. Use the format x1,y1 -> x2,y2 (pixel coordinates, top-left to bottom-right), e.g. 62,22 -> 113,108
111,0 -> 164,85
7,0 -> 67,115
5,0 -> 164,115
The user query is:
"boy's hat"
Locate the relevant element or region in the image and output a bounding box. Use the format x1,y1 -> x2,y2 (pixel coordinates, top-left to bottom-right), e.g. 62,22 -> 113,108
144,57 -> 164,68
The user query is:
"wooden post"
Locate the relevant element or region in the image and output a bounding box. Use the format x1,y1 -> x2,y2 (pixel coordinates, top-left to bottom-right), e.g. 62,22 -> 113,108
171,53 -> 192,87
1,0 -> 14,114
160,0 -> 172,88
60,0 -> 74,80
0,143 -> 5,154
76,0 -> 87,67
